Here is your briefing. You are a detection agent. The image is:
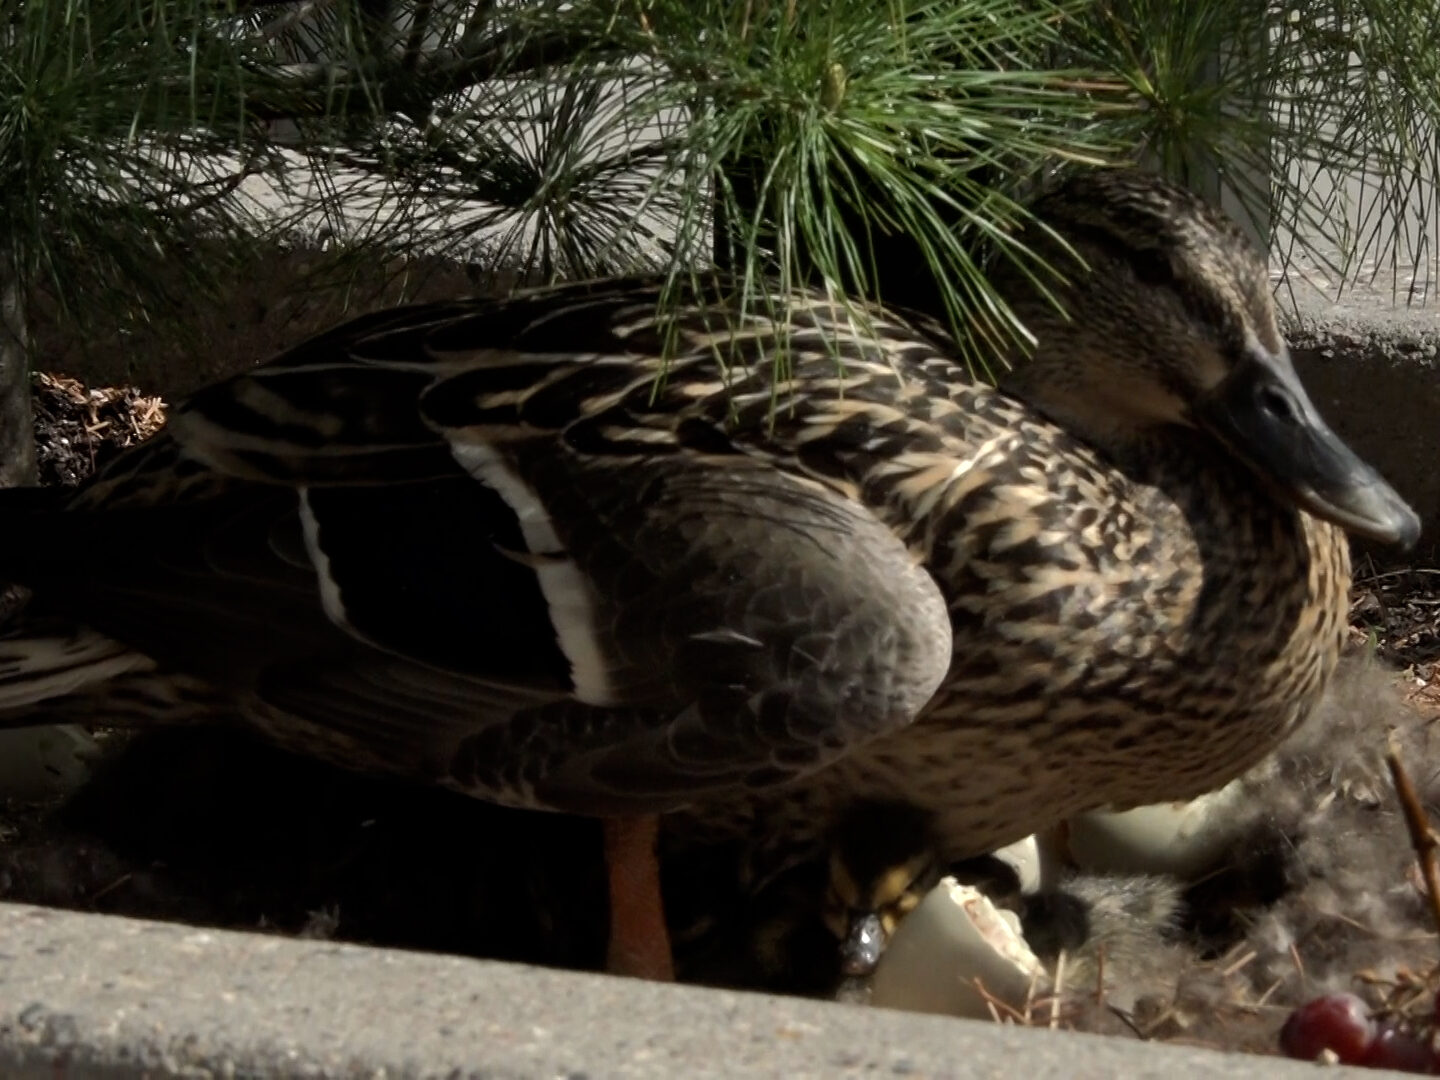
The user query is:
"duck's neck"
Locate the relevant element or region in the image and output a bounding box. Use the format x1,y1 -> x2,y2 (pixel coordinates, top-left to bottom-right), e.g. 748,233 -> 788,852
1088,424 -> 1350,673
997,365 -> 1183,465
994,368 -> 1339,609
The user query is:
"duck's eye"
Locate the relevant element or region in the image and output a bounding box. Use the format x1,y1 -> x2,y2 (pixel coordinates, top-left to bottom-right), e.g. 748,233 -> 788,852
1126,247 -> 1176,288
1256,383 -> 1299,424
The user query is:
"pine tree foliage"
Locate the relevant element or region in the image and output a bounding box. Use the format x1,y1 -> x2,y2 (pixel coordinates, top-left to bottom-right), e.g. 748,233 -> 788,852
1,0 -> 1436,394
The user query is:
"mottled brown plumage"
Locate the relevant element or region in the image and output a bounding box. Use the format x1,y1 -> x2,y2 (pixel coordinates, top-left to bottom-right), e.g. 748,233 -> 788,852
664,173 -> 1410,879
0,169 -> 1419,980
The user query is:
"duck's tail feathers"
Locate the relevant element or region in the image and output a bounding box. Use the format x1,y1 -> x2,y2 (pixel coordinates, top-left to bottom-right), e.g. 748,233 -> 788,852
0,619 -> 155,722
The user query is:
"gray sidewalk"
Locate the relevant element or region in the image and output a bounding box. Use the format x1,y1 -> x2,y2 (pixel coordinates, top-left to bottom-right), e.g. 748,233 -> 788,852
0,901 -> 1402,1079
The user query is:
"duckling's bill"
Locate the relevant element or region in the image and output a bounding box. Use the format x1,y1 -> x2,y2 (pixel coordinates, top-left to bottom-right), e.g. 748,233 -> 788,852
1195,345 -> 1420,548
841,912 -> 887,976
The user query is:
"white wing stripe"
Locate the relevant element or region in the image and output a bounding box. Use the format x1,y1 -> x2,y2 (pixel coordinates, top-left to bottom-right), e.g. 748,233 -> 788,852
447,441 -> 615,707
297,487 -> 353,632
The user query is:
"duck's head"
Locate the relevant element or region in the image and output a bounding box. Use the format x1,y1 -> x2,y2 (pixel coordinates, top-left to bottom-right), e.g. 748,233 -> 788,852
993,168 -> 1420,549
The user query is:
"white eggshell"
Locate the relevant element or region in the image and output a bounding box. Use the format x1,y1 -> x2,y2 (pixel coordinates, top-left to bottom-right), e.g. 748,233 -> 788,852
869,877 -> 1045,1020
991,834 -> 1044,894
0,724 -> 97,800
1065,780 -> 1247,878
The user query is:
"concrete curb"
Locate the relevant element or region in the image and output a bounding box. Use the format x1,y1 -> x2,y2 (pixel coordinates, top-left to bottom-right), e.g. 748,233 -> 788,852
0,902 -> 1397,1079
1277,269 -> 1440,550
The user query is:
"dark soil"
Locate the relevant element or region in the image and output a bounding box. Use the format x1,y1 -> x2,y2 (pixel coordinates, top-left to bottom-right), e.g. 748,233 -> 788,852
1352,560 -> 1440,678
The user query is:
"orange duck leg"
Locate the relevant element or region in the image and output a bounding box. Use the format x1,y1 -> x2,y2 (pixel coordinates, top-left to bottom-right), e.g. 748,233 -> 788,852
602,814 -> 675,981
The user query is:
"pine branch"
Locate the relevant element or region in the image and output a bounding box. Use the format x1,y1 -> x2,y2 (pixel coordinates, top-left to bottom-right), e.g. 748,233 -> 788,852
241,21 -> 620,122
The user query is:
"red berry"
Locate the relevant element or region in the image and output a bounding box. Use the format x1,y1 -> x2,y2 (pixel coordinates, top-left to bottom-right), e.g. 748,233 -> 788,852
1359,1025 -> 1435,1074
1279,993 -> 1376,1064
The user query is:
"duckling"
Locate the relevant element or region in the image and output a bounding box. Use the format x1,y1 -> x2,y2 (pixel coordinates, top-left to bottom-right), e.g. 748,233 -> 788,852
666,844 -> 840,994
822,801 -> 945,976
809,806 -> 1185,1014
821,800 -> 1025,977
667,800 -> 1024,994
0,725 -> 613,968
0,169 -> 1419,982
1022,873 -> 1186,1004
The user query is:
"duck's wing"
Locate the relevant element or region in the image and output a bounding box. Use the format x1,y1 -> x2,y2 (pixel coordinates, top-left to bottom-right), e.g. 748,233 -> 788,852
4,277 -> 953,812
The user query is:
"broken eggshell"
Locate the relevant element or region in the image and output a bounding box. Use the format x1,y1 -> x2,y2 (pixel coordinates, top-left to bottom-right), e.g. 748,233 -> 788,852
0,724 -> 97,800
869,877 -> 1045,1020
1063,779 -> 1247,879
991,833 -> 1048,894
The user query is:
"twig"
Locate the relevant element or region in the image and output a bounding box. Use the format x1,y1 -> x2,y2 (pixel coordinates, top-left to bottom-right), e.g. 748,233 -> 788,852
970,978 -> 1029,1025
1289,940 -> 1307,987
88,872 -> 134,904
1107,1005 -> 1149,1040
1221,949 -> 1258,978
402,0 -> 435,72
1050,950 -> 1066,1029
1023,965 -> 1040,1022
1386,736 -> 1440,940
1358,567 -> 1440,586
1139,1003 -> 1178,1039
242,24 -> 619,123
1255,977 -> 1285,1008
260,0 -> 333,40
1094,943 -> 1107,1008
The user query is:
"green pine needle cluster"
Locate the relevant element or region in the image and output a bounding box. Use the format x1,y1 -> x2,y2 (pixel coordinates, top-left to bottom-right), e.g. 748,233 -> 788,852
0,0 -> 296,336
1,0 -> 1438,377
600,0 -> 1125,369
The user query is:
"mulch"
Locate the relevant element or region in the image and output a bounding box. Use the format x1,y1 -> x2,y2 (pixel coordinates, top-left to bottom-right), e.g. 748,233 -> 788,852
30,372 -> 165,487
1352,561 -> 1440,723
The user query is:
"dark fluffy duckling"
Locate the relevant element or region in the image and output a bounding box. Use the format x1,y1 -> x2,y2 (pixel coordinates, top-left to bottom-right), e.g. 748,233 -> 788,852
821,801 -> 1025,977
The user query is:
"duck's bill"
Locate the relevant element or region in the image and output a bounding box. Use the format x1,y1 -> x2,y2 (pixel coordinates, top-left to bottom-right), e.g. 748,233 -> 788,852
1197,351 -> 1421,549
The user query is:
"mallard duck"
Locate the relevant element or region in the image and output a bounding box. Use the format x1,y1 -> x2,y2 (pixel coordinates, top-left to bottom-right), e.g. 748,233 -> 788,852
658,170 -> 1419,872
0,169 -> 1419,983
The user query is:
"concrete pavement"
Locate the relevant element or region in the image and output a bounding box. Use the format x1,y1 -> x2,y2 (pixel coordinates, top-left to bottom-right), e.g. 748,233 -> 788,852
0,901 -> 1402,1079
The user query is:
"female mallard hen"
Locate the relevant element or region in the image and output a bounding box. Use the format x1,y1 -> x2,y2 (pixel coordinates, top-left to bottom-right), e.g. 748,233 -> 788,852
0,169 -> 1419,983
